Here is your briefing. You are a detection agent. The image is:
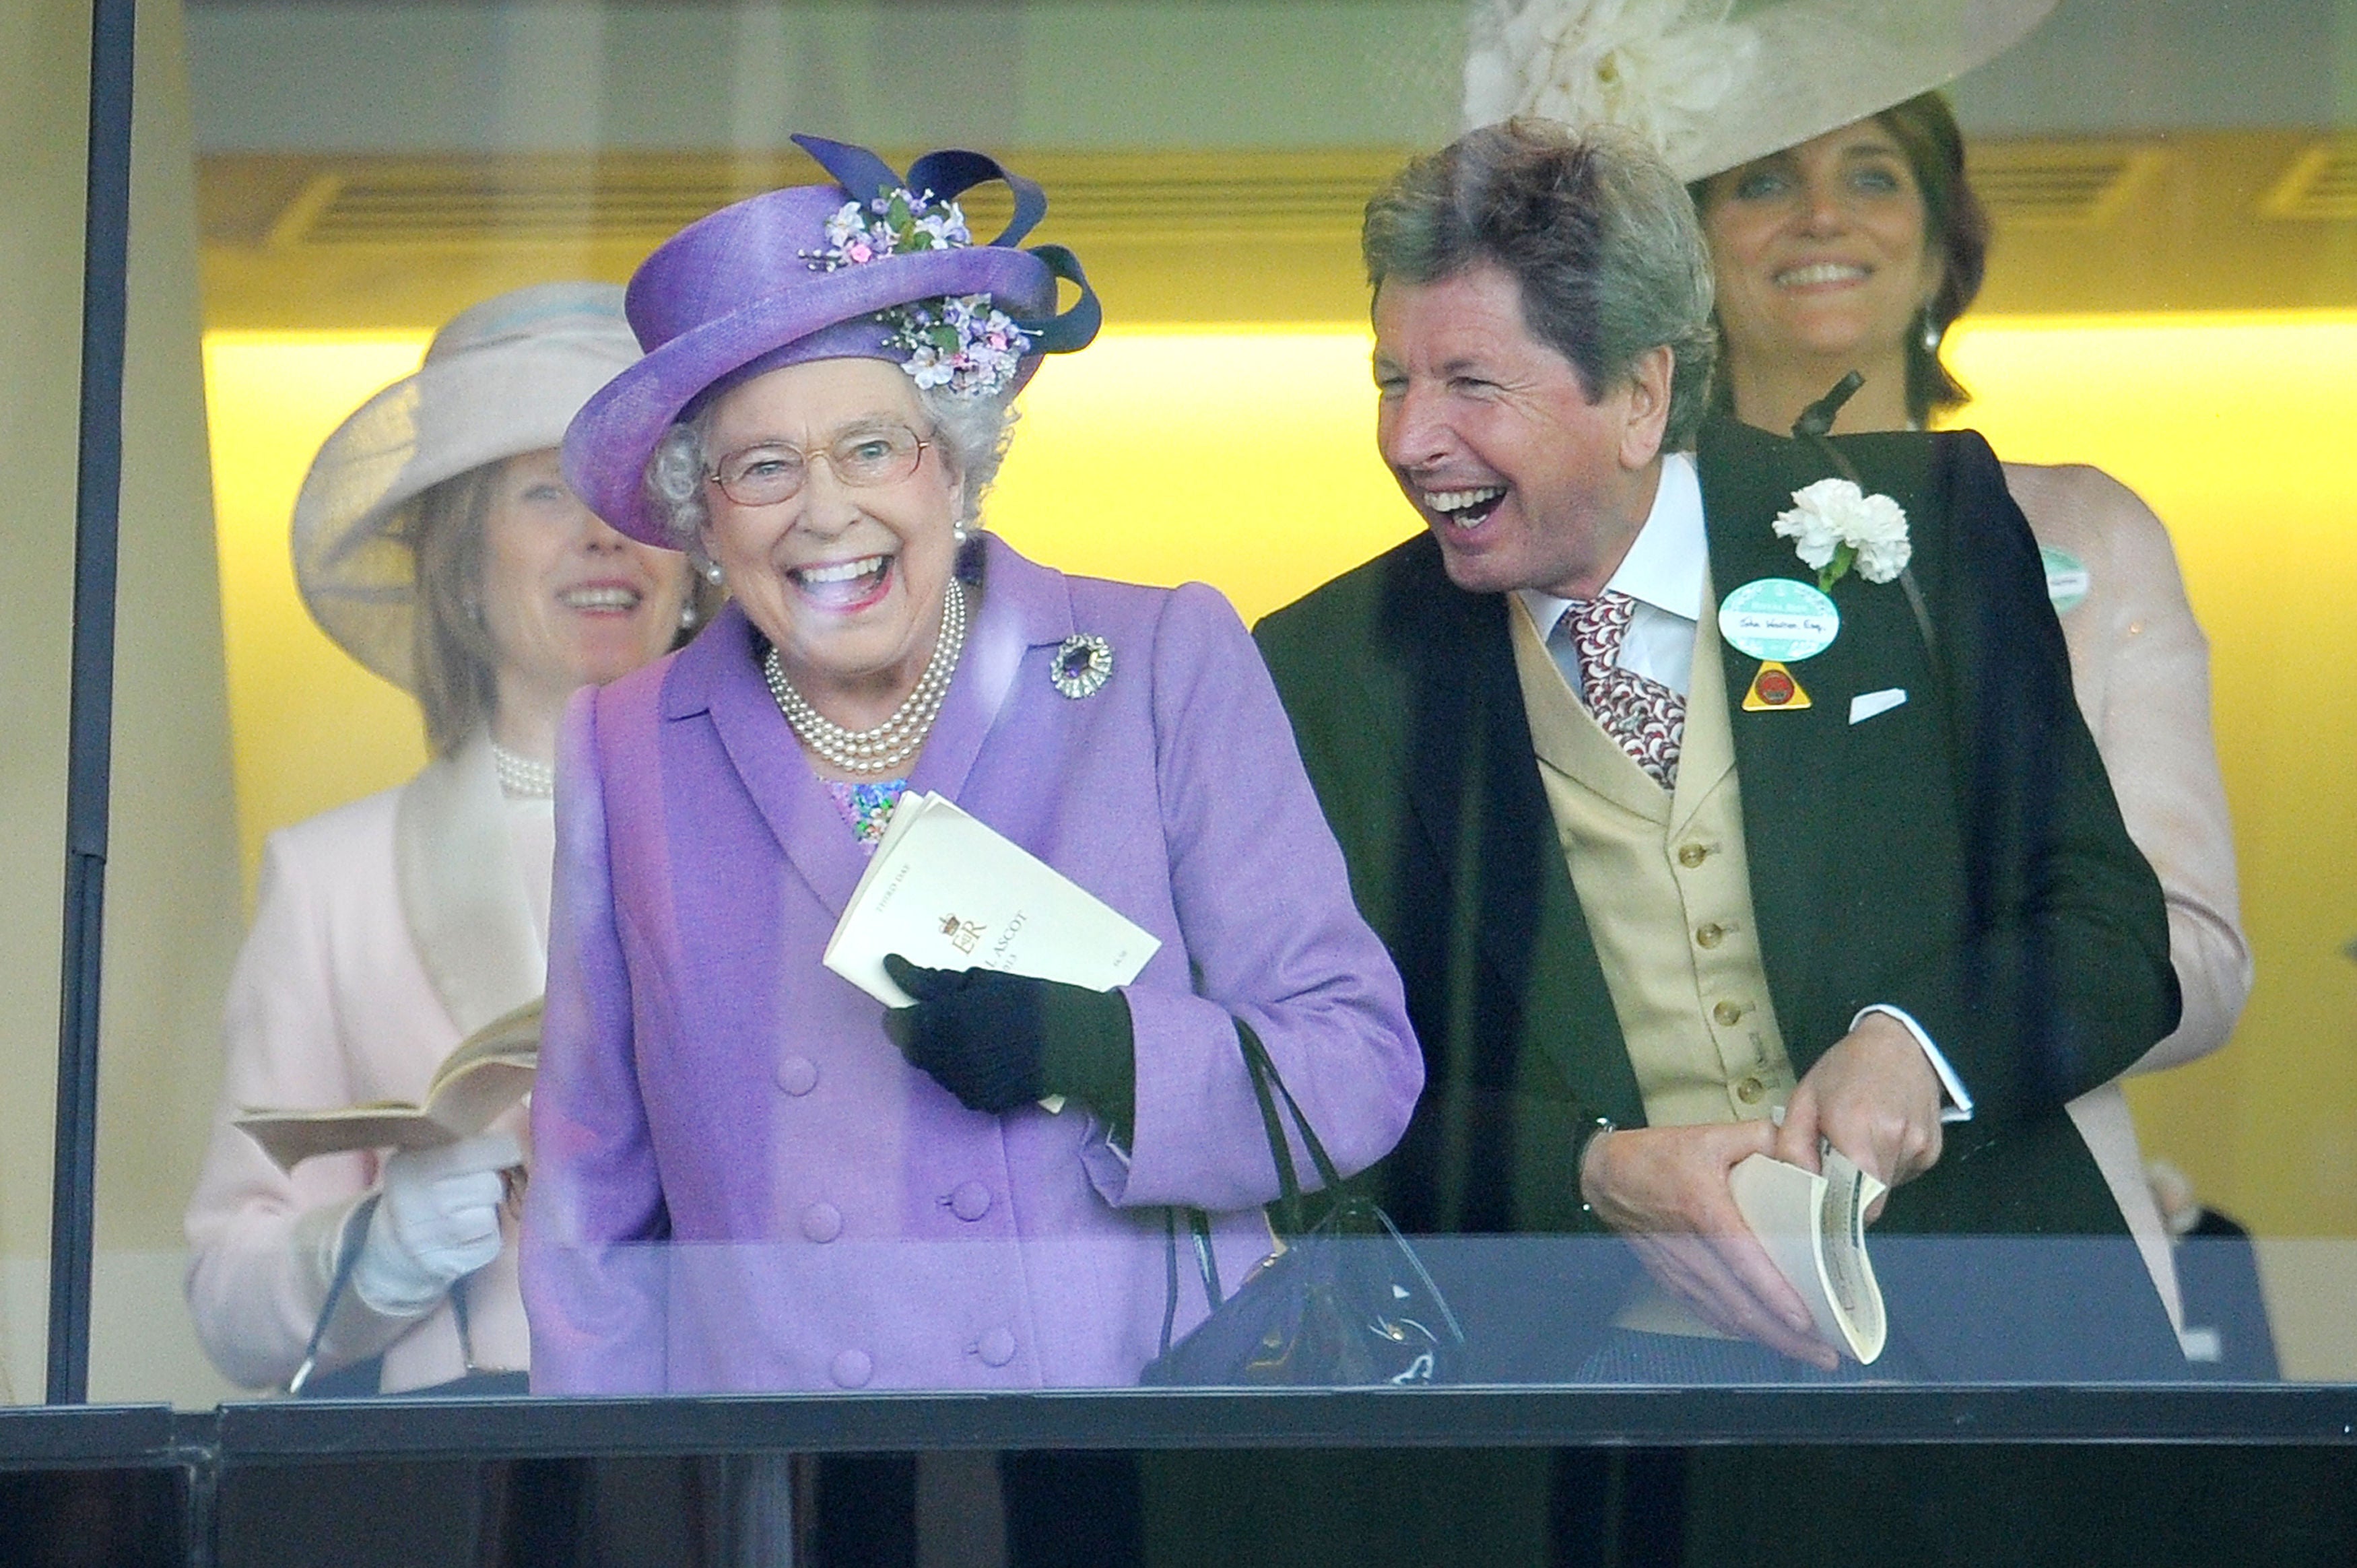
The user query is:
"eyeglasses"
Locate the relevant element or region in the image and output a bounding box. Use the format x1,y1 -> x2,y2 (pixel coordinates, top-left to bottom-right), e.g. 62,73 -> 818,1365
705,423 -> 931,508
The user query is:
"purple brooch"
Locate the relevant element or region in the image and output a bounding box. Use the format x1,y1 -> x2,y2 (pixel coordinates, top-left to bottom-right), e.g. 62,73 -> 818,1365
1051,634 -> 1113,700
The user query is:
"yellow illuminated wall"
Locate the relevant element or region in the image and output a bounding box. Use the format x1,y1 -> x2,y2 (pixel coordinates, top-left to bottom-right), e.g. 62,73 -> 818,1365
986,329 -> 1418,620
206,313 -> 2356,1239
205,334 -> 438,871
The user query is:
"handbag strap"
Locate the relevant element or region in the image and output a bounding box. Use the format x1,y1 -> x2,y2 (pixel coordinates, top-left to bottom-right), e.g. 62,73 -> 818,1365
1234,1019 -> 1346,1235
1155,1206 -> 1229,1358
288,1189 -> 483,1396
290,1192 -> 378,1396
1158,1208 -> 1181,1357
1161,1018 -> 1350,1340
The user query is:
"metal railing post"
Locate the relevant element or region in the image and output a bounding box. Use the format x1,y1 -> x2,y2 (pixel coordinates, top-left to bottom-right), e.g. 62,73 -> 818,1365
47,0 -> 139,1406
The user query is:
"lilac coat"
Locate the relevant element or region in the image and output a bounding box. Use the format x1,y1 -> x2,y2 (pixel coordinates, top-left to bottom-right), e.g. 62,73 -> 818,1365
523,536 -> 1421,1393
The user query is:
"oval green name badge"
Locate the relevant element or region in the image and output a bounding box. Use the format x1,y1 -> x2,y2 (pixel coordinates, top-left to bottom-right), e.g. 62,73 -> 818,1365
2040,545 -> 2090,615
1718,578 -> 1841,662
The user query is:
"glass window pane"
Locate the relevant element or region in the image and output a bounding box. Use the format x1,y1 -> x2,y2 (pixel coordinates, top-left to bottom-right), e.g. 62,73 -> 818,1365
39,0 -> 2345,1460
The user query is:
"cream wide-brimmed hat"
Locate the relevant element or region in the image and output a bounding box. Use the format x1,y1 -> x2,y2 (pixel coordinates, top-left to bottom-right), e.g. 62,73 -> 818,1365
1462,0 -> 2058,180
291,281 -> 642,691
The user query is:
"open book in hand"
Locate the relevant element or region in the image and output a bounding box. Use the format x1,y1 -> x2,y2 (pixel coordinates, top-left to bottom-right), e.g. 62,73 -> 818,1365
823,792 -> 1162,1112
234,998 -> 541,1173
1727,1144 -> 1889,1365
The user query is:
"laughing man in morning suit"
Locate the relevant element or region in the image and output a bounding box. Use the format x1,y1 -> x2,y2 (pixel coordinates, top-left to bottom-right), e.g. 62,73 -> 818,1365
1252,118 -> 2183,1382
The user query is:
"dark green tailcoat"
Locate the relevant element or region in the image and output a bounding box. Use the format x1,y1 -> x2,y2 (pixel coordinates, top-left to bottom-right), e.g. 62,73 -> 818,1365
1256,417 -> 2179,1261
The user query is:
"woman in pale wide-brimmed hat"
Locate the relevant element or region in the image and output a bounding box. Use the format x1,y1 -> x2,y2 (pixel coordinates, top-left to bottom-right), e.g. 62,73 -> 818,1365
521,136 -> 1420,1394
185,283 -> 700,1394
1469,0 -> 2249,1353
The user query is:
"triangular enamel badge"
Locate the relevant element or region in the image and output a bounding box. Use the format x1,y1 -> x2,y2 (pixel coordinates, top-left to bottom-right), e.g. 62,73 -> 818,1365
1742,659 -> 1812,712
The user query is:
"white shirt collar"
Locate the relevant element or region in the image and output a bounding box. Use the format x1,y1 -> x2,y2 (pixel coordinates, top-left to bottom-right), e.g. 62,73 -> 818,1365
1514,451 -> 1705,637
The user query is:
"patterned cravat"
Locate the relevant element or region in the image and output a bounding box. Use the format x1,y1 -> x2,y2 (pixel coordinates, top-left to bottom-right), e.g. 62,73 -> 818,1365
1554,592 -> 1685,790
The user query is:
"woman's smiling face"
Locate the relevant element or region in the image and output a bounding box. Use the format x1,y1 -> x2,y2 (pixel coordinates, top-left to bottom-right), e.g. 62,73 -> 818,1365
476,447 -> 689,718
698,356 -> 962,707
1699,118 -> 1942,387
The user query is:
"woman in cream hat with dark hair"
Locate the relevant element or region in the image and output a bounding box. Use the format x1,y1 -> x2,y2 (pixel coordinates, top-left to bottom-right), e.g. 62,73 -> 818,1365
1468,0 -> 2250,1363
185,282 -> 700,1395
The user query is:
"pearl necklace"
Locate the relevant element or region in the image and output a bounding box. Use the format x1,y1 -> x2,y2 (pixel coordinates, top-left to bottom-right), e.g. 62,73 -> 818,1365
491,742 -> 556,800
763,578 -> 967,776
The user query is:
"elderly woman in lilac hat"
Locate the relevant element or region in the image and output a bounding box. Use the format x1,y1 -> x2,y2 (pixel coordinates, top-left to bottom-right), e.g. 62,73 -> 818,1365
522,136 -> 1421,1394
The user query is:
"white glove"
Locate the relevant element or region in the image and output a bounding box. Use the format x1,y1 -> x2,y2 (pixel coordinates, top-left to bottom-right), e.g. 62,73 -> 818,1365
349,1130 -> 521,1318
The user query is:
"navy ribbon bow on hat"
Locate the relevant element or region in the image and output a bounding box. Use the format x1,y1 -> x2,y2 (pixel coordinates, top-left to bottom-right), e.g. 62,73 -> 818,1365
791,134 -> 1102,356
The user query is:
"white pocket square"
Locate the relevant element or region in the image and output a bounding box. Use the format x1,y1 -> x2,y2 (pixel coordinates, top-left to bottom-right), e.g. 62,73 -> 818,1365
1849,688 -> 1908,725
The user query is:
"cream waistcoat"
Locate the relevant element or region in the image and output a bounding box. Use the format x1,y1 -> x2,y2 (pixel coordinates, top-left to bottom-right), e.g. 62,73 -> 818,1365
1508,595 -> 1799,1128
1510,596 -> 1801,1339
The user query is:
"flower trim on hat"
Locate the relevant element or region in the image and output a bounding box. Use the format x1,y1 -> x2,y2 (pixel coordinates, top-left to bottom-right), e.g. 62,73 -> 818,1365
801,184 -> 1036,398
1463,0 -> 1758,169
807,185 -> 974,267
886,294 -> 1031,397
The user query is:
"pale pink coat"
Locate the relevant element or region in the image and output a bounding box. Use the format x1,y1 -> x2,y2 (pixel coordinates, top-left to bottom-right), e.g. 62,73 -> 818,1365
2016,463 -> 2255,1334
185,734 -> 541,1392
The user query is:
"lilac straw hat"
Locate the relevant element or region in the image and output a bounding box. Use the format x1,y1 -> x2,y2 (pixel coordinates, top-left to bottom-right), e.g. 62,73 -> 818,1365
565,134 -> 1101,547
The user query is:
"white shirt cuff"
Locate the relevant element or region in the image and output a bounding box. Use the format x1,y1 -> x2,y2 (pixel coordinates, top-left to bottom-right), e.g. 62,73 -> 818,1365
1854,1004 -> 1974,1123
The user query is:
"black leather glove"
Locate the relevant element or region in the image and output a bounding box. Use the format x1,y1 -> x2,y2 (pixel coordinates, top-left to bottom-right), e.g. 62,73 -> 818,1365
881,955 -> 1137,1138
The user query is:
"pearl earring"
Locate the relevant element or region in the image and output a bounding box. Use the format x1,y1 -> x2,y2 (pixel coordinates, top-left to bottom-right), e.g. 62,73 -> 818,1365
678,601 -> 697,629
698,557 -> 725,586
1919,305 -> 1944,355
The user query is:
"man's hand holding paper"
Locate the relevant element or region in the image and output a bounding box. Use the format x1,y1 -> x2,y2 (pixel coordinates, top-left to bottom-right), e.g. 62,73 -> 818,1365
1580,1119 -> 1842,1371
1581,1011 -> 1940,1369
1772,1013 -> 1946,1222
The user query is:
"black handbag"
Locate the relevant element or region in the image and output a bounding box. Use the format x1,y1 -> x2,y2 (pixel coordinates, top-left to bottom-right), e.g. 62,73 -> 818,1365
1139,1023 -> 1463,1387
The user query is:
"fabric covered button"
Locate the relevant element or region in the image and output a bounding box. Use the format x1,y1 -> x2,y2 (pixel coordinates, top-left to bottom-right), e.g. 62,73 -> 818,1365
1713,1000 -> 1744,1027
1677,843 -> 1708,868
801,1202 -> 843,1243
774,1056 -> 819,1096
975,1328 -> 1018,1367
948,1182 -> 993,1222
830,1349 -> 872,1388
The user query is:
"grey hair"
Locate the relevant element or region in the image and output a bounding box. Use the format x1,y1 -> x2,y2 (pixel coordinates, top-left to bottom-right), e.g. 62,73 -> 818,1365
1363,118 -> 1717,450
642,372 -> 1019,551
